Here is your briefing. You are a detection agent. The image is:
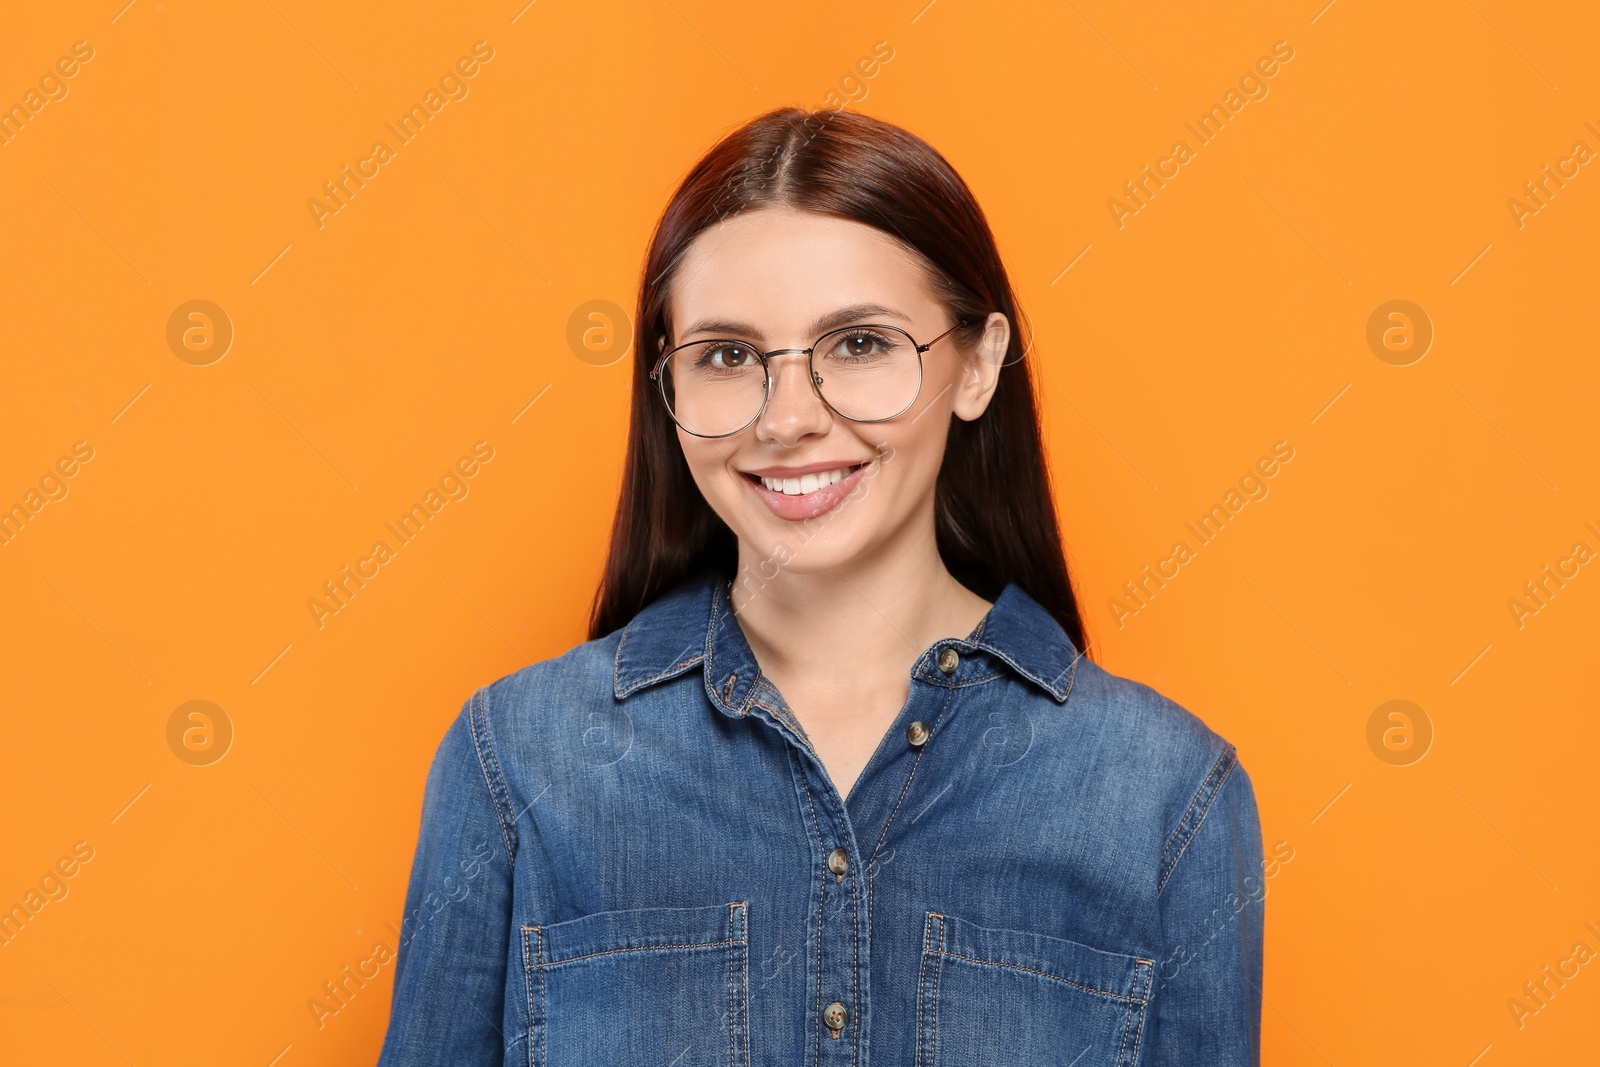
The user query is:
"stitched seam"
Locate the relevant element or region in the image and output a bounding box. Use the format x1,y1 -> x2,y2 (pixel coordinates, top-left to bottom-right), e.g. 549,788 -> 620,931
742,906 -> 752,1067
968,613 -> 991,644
1115,980 -> 1134,1067
788,746 -> 827,1067
705,579 -> 728,710
827,725 -> 864,1067
866,679 -> 952,1039
914,914 -> 932,1067
536,926 -> 546,1067
520,926 -> 537,1067
612,621 -> 629,693
850,830 -> 861,1066
850,859 -> 861,1064
468,688 -> 519,862
525,938 -> 743,968
756,689 -> 811,747
1043,639 -> 1088,701
808,778 -> 825,1064
929,949 -> 1152,1004
969,641 -> 1069,699
1157,745 -> 1239,895
910,670 -> 1007,690
1124,962 -> 1153,1066
713,580 -> 762,719
522,925 -> 545,1067
905,627 -> 1072,700
614,589 -> 709,696
1049,646 -> 1088,703
611,623 -> 646,696
868,682 -> 953,866
930,914 -> 945,1066
1159,767 -> 1213,873
750,695 -> 778,729
639,654 -> 704,689
1059,645 -> 1083,703
742,686 -> 772,721
1115,958 -> 1155,1067
797,721 -> 864,1062
1159,744 -> 1233,874
617,647 -> 706,696
710,576 -> 731,705
1157,744 -> 1239,894
738,901 -> 751,1067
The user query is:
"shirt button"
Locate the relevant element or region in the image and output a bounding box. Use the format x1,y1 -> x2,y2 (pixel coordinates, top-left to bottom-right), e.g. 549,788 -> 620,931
906,720 -> 930,747
826,847 -> 849,876
823,1001 -> 849,1031
937,647 -> 959,673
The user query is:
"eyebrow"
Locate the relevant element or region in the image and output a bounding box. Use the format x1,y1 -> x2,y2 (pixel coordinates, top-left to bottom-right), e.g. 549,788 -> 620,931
679,303 -> 911,342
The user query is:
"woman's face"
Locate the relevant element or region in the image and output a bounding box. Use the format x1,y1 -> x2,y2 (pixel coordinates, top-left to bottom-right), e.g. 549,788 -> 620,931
663,205 -> 1007,578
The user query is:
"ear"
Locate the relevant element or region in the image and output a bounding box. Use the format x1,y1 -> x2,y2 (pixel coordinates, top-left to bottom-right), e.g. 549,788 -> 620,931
951,312 -> 1009,422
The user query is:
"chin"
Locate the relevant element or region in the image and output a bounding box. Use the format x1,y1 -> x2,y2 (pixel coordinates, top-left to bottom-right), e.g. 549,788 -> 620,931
733,518 -> 868,574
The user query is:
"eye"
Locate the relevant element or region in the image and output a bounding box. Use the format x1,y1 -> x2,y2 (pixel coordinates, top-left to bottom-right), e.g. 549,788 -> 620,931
826,329 -> 901,362
696,342 -> 759,370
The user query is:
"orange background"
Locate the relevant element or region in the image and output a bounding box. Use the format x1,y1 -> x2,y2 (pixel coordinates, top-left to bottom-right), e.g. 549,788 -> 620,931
2,1 -> 1596,1063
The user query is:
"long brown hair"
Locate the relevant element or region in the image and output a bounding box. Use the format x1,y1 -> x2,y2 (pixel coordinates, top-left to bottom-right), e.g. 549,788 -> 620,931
588,107 -> 1090,656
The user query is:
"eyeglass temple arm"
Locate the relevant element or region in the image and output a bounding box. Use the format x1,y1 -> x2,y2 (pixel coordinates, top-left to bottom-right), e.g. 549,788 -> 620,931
917,318 -> 970,352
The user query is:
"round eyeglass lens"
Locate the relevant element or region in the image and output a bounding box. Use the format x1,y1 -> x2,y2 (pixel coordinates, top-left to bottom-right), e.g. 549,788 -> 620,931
810,325 -> 920,421
660,339 -> 768,437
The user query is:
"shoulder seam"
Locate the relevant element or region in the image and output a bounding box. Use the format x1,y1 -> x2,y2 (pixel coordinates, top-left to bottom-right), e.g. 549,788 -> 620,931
467,685 -> 519,862
1156,742 -> 1238,896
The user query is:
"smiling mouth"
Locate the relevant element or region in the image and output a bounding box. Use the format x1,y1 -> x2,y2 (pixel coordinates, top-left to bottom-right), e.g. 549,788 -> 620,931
741,462 -> 868,497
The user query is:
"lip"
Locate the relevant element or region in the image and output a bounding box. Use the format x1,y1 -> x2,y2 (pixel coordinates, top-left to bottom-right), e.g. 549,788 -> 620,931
740,459 -> 873,522
738,458 -> 872,478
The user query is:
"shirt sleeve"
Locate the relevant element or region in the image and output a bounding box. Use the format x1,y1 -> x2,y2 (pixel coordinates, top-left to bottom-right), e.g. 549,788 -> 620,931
376,689 -> 518,1066
1142,746 -> 1265,1066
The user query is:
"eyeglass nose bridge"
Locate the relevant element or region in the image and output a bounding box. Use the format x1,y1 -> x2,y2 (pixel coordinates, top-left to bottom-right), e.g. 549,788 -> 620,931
752,347 -> 826,401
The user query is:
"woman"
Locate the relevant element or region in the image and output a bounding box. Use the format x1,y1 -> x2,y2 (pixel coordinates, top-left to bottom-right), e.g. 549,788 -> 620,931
377,107 -> 1264,1066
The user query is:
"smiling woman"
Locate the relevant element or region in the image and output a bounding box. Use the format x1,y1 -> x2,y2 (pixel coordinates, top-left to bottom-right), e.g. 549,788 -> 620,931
377,107 -> 1266,1067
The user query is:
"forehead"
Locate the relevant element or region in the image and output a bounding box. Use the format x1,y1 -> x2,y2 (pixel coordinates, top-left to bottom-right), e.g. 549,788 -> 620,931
666,207 -> 936,341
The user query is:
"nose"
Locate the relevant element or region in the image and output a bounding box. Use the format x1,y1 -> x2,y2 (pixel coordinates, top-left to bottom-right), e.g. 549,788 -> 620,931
754,350 -> 831,444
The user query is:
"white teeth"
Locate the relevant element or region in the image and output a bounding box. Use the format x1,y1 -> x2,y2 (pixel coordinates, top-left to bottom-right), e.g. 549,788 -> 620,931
760,464 -> 858,496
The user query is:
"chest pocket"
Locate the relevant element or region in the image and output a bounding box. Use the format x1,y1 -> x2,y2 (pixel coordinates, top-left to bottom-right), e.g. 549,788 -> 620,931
916,911 -> 1154,1067
521,900 -> 750,1067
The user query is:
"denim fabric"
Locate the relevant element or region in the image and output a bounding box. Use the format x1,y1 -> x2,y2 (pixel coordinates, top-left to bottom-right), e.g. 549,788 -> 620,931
376,569 -> 1265,1066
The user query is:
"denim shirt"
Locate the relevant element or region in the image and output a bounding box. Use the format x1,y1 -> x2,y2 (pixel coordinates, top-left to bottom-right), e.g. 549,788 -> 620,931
376,569 -> 1264,1066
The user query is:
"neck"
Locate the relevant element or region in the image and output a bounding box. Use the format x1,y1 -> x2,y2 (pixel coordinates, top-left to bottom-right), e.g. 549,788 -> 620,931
726,507 -> 992,686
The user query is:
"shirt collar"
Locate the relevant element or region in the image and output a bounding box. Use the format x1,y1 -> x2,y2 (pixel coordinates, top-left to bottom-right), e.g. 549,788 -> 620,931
613,570 -> 1084,711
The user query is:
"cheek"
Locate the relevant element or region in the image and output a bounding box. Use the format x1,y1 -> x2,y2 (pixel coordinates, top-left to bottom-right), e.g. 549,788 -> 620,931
893,445 -> 942,504
915,357 -> 968,420
679,438 -> 737,504
854,434 -> 936,513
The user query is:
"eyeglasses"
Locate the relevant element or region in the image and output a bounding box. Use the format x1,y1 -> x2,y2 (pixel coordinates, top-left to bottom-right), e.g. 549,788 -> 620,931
649,319 -> 968,438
